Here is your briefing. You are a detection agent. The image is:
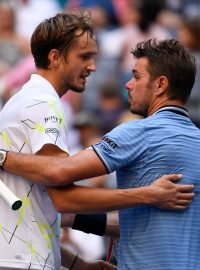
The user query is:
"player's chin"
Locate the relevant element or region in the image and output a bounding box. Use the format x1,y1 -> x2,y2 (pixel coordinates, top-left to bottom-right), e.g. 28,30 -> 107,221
71,84 -> 85,93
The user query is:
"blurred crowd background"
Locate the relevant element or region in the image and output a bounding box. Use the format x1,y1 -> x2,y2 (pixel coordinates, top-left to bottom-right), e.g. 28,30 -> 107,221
0,0 -> 200,266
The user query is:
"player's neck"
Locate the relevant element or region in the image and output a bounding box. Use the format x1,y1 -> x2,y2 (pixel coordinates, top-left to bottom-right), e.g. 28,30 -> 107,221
148,99 -> 185,116
36,69 -> 67,97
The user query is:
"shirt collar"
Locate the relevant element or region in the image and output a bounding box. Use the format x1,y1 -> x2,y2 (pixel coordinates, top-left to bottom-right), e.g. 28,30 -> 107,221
30,74 -> 60,99
153,105 -> 189,118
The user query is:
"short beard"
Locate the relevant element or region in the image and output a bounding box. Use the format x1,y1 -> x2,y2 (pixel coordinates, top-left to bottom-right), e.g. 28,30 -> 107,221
129,107 -> 147,118
69,84 -> 85,93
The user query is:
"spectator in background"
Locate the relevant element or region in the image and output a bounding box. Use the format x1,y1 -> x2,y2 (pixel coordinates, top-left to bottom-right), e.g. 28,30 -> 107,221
0,0 -> 30,107
65,0 -> 118,27
95,82 -> 126,134
73,111 -> 102,150
177,16 -> 200,127
0,0 -> 61,104
0,55 -> 35,101
98,0 -> 171,105
15,0 -> 61,40
0,1 -> 30,76
120,0 -> 171,97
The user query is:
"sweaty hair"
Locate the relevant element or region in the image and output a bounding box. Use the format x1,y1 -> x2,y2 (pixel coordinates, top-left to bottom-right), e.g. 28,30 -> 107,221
131,39 -> 196,103
31,11 -> 95,69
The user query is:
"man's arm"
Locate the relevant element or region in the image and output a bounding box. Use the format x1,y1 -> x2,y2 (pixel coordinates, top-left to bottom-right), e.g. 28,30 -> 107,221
47,174 -> 194,212
3,146 -> 195,211
3,148 -> 107,186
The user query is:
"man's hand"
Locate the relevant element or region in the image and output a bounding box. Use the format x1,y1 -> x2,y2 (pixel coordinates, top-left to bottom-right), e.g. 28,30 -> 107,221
77,259 -> 117,270
149,174 -> 195,210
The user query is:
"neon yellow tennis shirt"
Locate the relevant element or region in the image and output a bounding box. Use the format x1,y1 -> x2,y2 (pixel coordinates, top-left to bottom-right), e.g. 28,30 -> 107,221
0,74 -> 68,270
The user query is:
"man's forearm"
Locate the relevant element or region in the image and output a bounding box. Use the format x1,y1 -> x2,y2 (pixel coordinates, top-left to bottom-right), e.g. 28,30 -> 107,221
3,152 -> 65,186
47,183 -> 155,213
48,174 -> 194,213
3,149 -> 107,186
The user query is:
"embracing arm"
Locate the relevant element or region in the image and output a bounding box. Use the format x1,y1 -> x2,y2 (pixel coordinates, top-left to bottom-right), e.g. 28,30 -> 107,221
47,174 -> 194,212
3,148 -> 107,186
3,146 -> 195,211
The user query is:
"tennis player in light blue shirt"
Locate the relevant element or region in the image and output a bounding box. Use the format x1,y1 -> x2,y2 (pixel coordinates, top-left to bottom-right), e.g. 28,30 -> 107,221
91,39 -> 199,269
93,106 -> 200,269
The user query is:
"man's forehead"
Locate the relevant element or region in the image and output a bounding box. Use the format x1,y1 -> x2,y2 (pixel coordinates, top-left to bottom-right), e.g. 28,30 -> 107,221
75,29 -> 96,41
134,57 -> 149,72
74,32 -> 97,50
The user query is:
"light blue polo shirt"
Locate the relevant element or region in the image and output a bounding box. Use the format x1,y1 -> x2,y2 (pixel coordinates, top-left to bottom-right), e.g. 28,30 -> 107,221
93,106 -> 200,270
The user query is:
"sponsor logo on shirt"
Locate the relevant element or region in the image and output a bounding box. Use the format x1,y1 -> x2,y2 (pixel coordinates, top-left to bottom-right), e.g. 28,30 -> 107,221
44,116 -> 62,124
101,136 -> 118,149
96,143 -> 111,154
45,128 -> 60,135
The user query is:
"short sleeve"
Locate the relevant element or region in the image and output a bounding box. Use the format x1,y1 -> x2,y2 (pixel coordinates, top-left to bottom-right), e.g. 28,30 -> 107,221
92,121 -> 146,173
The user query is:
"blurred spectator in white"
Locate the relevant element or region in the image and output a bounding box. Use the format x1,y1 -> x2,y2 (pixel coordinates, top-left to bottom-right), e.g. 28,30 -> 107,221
177,16 -> 200,128
15,0 -> 61,40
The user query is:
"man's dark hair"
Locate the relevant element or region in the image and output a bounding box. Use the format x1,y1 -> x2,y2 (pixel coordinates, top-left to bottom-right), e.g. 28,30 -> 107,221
131,39 -> 196,103
31,11 -> 95,69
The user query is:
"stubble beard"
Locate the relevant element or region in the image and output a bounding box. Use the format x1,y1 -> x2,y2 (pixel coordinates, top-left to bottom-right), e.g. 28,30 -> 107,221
68,83 -> 86,93
129,104 -> 147,118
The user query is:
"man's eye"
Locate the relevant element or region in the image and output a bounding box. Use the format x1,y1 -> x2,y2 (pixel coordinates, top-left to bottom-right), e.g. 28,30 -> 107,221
82,55 -> 90,60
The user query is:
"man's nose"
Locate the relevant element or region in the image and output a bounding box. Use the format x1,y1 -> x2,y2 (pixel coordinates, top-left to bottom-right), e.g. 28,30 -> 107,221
125,78 -> 134,91
87,60 -> 96,72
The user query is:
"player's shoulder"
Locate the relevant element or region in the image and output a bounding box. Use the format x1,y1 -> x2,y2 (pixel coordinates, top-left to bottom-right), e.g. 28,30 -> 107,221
106,119 -> 146,142
116,118 -> 146,132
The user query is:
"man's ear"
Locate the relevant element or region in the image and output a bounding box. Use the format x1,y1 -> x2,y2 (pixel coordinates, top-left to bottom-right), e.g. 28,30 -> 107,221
154,76 -> 169,96
48,49 -> 60,68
